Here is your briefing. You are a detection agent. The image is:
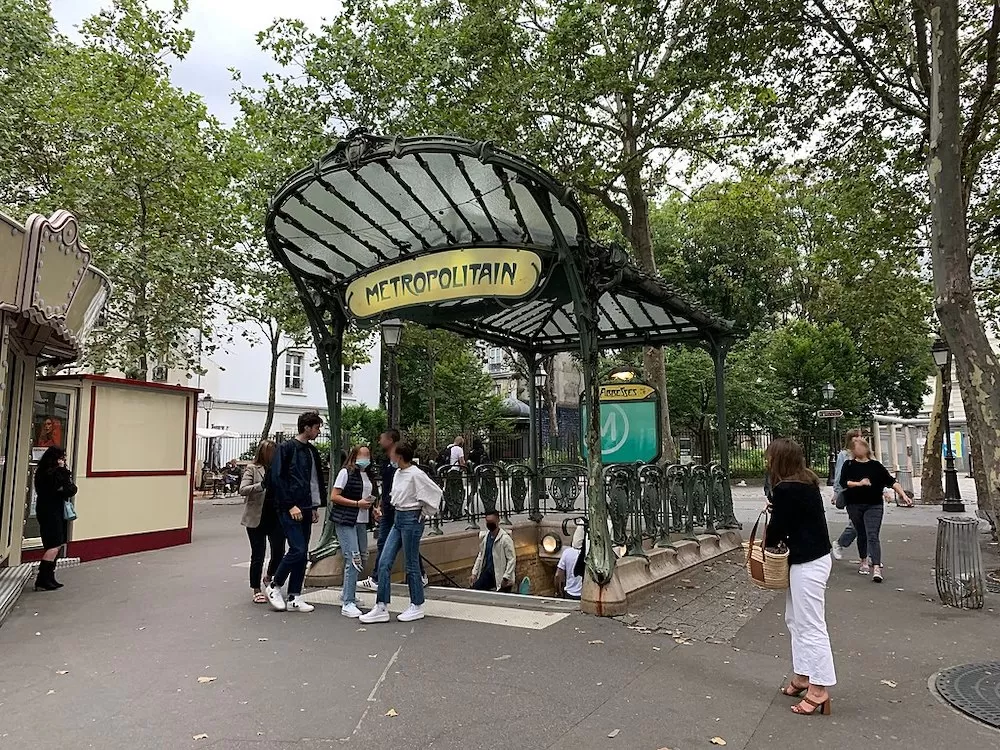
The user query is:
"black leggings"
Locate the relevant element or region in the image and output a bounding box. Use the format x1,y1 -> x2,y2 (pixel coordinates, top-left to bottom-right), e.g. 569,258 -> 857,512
247,515 -> 285,589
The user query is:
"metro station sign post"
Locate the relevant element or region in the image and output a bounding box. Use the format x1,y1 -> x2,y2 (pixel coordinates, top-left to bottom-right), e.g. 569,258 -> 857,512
580,381 -> 662,464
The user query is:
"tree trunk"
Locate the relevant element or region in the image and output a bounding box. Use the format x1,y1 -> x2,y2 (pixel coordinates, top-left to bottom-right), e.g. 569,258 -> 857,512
920,372 -> 945,504
928,0 -> 1000,522
260,336 -> 280,442
623,156 -> 676,463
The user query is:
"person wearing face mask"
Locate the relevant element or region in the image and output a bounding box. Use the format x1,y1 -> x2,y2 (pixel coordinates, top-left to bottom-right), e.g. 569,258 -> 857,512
330,445 -> 378,618
469,510 -> 517,593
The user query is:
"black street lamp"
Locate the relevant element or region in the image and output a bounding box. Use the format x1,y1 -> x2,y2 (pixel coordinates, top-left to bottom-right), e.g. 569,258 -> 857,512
932,337 -> 965,513
823,382 -> 837,487
381,318 -> 404,428
534,363 -> 548,461
200,393 -> 214,428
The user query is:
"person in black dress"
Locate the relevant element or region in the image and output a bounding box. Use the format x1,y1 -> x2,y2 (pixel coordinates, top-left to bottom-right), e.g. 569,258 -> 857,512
765,438 -> 836,716
840,437 -> 910,583
33,446 -> 77,591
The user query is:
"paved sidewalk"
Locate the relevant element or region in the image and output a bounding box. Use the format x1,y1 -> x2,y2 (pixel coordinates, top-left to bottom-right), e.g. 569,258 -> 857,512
1,502 -> 998,749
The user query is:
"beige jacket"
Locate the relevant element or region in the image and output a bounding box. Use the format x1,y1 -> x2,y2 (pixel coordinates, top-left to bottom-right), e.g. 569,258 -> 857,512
471,527 -> 516,591
239,463 -> 267,528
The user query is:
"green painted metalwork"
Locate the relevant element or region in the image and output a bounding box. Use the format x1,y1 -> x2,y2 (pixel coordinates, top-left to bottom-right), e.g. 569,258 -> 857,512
638,463 -> 665,541
543,464 -> 584,512
507,464 -> 531,514
604,464 -> 632,550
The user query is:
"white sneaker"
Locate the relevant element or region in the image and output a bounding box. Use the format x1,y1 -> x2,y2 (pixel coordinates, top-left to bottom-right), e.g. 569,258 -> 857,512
421,574 -> 429,588
397,604 -> 425,622
286,596 -> 314,613
341,602 -> 363,618
831,543 -> 844,561
359,603 -> 390,624
358,577 -> 378,591
266,583 -> 286,611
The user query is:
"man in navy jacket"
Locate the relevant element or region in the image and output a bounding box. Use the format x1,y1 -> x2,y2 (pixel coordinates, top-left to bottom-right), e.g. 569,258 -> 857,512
265,411 -> 325,612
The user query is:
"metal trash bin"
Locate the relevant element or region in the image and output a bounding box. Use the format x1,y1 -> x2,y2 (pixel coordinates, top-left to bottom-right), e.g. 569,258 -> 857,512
935,516 -> 985,609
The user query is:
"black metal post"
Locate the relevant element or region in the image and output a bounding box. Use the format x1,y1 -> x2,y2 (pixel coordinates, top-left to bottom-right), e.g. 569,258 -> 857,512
526,352 -> 542,522
387,346 -> 400,428
827,417 -> 836,487
940,352 -> 964,513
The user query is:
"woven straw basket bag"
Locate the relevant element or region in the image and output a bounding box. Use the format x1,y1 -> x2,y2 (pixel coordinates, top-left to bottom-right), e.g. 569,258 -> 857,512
743,509 -> 789,590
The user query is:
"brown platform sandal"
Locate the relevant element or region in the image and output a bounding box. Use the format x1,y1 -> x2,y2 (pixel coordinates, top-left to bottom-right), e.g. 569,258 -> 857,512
791,695 -> 832,716
780,680 -> 808,697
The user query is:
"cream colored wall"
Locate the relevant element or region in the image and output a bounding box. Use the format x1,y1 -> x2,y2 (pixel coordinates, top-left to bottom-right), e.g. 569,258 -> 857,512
90,385 -> 188,473
63,380 -> 193,542
71,474 -> 190,541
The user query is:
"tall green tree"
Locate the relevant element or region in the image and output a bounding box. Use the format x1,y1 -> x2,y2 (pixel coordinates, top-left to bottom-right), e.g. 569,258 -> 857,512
763,0 -> 1000,517
247,0 -> 790,465
0,0 -> 237,378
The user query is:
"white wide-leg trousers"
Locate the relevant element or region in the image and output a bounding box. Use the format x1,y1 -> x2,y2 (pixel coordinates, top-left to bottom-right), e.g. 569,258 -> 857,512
784,554 -> 837,686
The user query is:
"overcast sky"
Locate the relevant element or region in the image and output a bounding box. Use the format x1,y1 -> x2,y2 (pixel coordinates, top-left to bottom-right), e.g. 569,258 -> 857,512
53,1 -> 340,122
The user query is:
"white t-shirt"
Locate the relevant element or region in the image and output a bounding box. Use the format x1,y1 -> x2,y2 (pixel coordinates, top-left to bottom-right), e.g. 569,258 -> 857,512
557,547 -> 583,598
450,445 -> 464,465
334,468 -> 371,524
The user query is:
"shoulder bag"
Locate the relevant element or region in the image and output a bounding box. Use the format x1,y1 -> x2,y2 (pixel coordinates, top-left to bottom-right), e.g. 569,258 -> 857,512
743,509 -> 789,590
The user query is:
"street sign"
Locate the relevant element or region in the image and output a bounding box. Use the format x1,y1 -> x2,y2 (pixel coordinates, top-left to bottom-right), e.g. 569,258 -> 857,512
580,381 -> 661,464
816,409 -> 844,419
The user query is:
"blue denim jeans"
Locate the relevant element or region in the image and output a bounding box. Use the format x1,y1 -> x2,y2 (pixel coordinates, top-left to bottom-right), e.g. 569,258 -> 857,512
847,504 -> 884,566
376,509 -> 425,606
335,523 -> 368,606
371,502 -> 424,583
272,511 -> 313,596
836,521 -> 857,549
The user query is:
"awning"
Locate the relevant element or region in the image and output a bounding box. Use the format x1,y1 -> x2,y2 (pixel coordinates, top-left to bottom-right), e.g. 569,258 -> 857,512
196,428 -> 240,439
266,132 -> 732,352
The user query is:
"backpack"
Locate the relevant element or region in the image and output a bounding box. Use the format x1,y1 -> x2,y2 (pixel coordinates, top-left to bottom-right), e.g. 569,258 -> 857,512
437,446 -> 452,467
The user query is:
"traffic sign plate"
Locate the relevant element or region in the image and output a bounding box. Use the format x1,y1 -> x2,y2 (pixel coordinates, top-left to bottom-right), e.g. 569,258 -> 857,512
816,409 -> 844,419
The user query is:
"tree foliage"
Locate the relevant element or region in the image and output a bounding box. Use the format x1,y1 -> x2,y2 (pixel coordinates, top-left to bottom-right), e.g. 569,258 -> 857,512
0,0 -> 238,378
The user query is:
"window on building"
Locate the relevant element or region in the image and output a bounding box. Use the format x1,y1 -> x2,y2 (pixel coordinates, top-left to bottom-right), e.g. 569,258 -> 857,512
487,347 -> 506,374
285,351 -> 304,391
343,366 -> 353,395
151,364 -> 168,383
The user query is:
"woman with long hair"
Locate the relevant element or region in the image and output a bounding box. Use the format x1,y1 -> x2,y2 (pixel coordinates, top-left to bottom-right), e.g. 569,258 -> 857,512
33,446 -> 77,591
766,438 -> 836,716
330,445 -> 378,618
831,428 -> 863,560
240,440 -> 285,603
841,436 -> 910,583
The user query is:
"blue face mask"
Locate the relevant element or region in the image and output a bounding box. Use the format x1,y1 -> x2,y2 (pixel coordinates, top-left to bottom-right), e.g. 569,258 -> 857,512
356,458 -> 371,468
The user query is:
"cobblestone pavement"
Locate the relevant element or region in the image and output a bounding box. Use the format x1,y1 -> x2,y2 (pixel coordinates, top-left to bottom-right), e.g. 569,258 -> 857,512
616,548 -> 779,643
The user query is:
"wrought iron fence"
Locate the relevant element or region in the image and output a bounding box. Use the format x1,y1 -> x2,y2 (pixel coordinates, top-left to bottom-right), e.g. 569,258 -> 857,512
403,460 -> 740,559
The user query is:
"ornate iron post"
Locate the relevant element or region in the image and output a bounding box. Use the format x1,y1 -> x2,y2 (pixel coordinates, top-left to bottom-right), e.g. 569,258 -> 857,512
526,351 -> 543,522
933,337 -> 964,513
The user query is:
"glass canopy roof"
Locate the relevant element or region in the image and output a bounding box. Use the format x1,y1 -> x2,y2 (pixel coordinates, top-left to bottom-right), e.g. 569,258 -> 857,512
266,132 -> 732,352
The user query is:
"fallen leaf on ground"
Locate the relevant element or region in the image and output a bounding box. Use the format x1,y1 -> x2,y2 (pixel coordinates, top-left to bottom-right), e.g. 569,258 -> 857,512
368,654 -> 378,658
588,640 -> 604,645
197,677 -> 217,684
357,628 -> 367,632
710,738 -> 727,746
46,690 -> 55,695
880,680 -> 898,688
494,655 -> 511,661
192,734 -> 208,741
653,647 -> 661,651
385,708 -> 399,717
607,729 -> 620,738
258,638 -> 268,642
56,671 -> 69,675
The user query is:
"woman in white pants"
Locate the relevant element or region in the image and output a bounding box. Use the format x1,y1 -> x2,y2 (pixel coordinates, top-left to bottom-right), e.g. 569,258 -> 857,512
766,438 -> 836,716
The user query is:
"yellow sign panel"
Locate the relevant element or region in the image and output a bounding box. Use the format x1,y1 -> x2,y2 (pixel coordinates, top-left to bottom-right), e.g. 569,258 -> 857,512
346,248 -> 542,318
599,384 -> 656,401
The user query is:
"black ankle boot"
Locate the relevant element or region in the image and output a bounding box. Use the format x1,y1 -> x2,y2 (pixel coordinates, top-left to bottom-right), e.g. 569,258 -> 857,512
34,560 -> 59,591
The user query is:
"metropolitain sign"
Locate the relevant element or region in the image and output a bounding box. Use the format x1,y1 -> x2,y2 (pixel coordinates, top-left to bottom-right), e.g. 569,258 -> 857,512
345,247 -> 542,318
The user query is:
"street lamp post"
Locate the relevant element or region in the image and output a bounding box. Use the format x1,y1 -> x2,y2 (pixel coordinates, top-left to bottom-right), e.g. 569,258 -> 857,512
932,337 -> 965,513
381,318 -> 404,428
200,393 -> 214,428
823,382 -> 836,487
533,364 -> 548,513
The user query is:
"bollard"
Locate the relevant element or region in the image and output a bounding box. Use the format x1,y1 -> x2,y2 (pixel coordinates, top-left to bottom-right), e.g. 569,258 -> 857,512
935,516 -> 985,609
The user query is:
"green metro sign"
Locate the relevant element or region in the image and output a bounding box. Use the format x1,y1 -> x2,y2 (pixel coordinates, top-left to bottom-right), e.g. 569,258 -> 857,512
580,382 -> 662,464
